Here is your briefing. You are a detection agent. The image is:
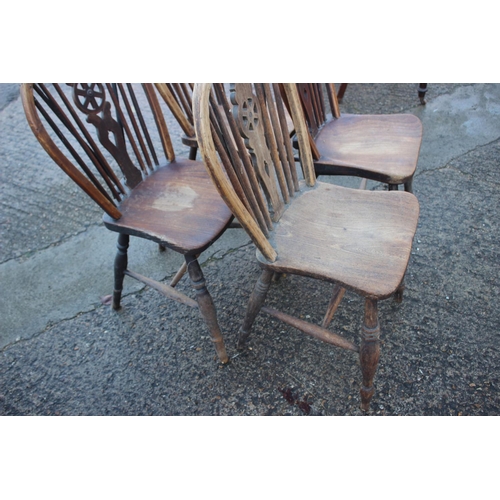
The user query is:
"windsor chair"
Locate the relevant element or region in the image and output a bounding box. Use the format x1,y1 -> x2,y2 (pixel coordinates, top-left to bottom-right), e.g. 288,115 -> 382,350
293,83 -> 423,192
193,83 -> 420,410
21,83 -> 233,363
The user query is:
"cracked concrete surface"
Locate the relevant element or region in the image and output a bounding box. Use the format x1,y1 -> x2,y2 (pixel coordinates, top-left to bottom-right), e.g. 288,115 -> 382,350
1,83 -> 499,415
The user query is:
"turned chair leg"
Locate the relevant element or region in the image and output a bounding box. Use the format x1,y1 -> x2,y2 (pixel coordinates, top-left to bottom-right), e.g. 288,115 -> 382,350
404,178 -> 413,194
112,233 -> 129,310
185,254 -> 229,364
359,298 -> 381,412
237,268 -> 274,350
418,83 -> 428,105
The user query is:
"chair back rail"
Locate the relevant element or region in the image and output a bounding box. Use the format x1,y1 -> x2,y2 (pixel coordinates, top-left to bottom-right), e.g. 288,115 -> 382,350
297,83 -> 341,134
154,83 -> 195,138
171,83 -> 195,124
193,83 -> 314,262
21,83 -> 178,220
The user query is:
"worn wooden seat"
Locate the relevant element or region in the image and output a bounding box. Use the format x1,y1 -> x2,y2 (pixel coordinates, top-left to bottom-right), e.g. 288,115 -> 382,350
260,182 -> 419,298
294,83 -> 423,192
21,83 -> 233,363
103,158 -> 231,253
314,113 -> 422,186
193,83 -> 420,410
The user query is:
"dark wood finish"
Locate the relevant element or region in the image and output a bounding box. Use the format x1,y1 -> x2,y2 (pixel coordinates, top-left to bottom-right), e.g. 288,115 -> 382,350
294,84 -> 423,191
194,83 -> 420,410
186,255 -> 228,363
418,83 -> 428,105
394,279 -> 405,303
21,83 -> 233,364
86,99 -> 143,188
360,299 -> 380,411
102,158 -> 233,255
113,233 -> 129,310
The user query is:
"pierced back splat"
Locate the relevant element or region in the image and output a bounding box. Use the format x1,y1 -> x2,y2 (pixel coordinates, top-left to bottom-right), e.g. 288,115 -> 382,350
23,83 -> 178,218
230,83 -> 284,221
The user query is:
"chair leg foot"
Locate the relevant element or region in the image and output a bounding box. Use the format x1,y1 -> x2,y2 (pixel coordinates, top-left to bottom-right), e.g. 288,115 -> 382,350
188,146 -> 198,161
112,233 -> 129,310
359,299 -> 380,412
418,84 -> 427,105
186,255 -> 229,364
237,269 -> 273,350
272,272 -> 286,283
394,280 -> 405,303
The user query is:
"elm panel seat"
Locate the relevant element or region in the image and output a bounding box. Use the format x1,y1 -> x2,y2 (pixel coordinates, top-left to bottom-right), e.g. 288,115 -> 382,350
259,182 -> 419,299
103,158 -> 231,254
314,113 -> 422,185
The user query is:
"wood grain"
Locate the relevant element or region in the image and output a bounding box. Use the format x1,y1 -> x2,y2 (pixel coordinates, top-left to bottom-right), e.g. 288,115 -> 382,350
314,113 -> 422,184
257,182 -> 420,298
103,158 -> 233,254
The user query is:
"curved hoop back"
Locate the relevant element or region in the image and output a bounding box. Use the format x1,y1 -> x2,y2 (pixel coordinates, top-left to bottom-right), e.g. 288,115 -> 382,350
21,83 -> 177,219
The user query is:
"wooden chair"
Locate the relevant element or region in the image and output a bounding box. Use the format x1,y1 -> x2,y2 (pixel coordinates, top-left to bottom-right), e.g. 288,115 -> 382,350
293,83 -> 423,192
193,83 -> 420,410
21,83 -> 233,364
